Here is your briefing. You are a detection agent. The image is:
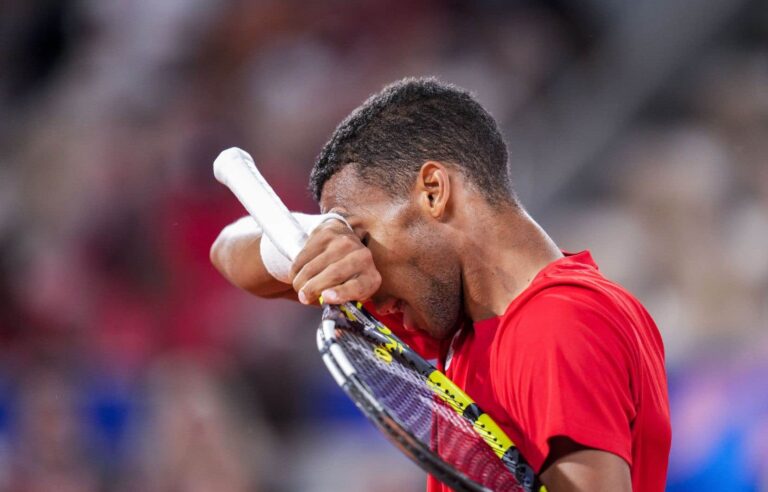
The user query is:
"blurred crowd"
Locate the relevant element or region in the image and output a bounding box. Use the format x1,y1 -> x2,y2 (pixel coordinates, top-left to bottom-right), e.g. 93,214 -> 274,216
0,0 -> 766,490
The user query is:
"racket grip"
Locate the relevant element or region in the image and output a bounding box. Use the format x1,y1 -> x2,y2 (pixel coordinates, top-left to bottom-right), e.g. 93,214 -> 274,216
213,147 -> 307,261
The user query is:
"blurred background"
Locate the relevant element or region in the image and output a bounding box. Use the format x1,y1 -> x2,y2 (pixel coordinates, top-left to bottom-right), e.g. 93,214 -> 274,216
0,0 -> 766,490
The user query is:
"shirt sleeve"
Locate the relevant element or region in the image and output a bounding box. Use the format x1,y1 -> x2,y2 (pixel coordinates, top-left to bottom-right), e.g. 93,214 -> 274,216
492,287 -> 637,473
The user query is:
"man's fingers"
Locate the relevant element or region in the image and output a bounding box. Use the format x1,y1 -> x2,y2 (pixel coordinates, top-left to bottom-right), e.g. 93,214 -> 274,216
298,259 -> 359,304
290,224 -> 360,280
297,248 -> 379,304
288,216 -> 381,305
292,238 -> 369,297
291,249 -> 337,295
321,271 -> 382,305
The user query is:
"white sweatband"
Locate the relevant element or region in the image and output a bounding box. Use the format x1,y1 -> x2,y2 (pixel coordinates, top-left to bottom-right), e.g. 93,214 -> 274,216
226,215 -> 263,237
260,212 -> 351,283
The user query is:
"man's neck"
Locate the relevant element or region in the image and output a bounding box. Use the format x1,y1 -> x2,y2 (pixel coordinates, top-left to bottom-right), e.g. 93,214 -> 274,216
457,204 -> 563,322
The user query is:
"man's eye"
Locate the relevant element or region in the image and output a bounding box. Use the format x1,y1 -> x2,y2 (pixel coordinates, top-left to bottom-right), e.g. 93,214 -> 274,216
361,234 -> 370,246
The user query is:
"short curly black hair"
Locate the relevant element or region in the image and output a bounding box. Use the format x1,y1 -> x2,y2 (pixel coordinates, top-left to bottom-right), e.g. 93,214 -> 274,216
309,77 -> 516,205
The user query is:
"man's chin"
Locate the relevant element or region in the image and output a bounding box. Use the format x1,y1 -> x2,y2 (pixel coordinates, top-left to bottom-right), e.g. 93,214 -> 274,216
403,311 -> 439,339
403,305 -> 462,340
424,314 -> 467,341
414,320 -> 461,341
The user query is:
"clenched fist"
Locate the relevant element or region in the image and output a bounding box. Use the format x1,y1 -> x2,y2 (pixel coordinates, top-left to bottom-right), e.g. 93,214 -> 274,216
290,218 -> 381,305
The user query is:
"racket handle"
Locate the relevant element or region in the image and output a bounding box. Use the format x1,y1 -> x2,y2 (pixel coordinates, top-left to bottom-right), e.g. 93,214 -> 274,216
213,147 -> 307,261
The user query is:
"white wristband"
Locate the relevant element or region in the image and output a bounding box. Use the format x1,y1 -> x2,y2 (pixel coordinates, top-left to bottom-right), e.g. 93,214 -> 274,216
225,215 -> 263,237
260,212 -> 351,283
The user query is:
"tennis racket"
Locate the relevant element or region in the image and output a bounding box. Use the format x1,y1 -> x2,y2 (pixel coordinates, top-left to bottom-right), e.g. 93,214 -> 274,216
213,147 -> 545,492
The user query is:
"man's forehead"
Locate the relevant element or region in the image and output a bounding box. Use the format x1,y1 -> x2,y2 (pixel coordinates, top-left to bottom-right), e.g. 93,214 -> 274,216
319,166 -> 381,214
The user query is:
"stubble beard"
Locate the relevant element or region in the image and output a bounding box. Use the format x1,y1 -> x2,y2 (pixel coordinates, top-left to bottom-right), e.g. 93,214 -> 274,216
417,262 -> 463,340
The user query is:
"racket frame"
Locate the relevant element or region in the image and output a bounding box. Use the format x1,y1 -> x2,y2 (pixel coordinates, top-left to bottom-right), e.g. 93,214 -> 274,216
317,313 -> 492,492
317,301 -> 542,492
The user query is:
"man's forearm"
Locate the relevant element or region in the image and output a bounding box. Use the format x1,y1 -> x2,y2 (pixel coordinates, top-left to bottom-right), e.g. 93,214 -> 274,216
210,216 -> 295,299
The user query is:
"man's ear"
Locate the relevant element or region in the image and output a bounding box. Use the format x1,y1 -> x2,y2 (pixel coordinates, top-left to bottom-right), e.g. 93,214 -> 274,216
417,161 -> 451,220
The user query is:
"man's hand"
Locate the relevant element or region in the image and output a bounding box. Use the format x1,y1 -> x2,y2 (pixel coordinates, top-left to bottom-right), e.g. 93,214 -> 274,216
290,219 -> 381,305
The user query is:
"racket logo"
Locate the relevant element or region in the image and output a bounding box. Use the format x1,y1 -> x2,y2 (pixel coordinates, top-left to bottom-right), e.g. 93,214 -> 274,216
383,335 -> 405,354
340,304 -> 359,321
374,346 -> 393,363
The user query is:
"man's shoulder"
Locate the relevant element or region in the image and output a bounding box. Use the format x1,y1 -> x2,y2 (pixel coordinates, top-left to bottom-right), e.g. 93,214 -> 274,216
494,264 -> 656,367
501,251 -> 651,334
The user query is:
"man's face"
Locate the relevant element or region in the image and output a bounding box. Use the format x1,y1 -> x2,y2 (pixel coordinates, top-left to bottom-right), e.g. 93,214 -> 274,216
320,167 -> 463,340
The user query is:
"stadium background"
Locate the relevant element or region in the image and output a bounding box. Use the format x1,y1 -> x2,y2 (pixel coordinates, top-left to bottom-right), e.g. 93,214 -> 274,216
0,0 -> 766,490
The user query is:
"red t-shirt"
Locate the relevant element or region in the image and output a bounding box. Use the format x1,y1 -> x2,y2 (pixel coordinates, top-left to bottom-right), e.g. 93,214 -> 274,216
380,251 -> 671,492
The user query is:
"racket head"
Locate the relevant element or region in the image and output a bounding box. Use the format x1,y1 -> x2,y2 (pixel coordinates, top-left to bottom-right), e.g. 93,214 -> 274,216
317,325 -> 487,492
317,302 -> 539,492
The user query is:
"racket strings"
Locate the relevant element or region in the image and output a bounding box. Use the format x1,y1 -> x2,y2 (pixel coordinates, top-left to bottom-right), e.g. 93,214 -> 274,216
335,327 -> 525,492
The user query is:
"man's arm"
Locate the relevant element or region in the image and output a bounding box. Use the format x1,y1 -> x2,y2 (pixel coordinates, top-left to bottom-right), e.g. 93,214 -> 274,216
539,437 -> 632,492
210,214 -> 380,303
210,216 -> 296,299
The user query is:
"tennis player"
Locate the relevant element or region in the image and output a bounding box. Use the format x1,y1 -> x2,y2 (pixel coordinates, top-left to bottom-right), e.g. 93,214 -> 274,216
211,78 -> 671,492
